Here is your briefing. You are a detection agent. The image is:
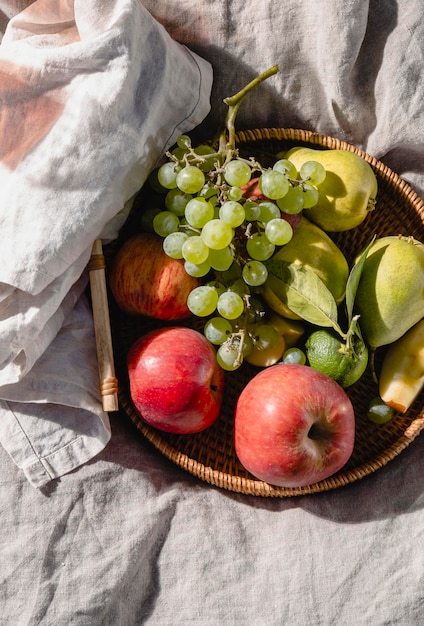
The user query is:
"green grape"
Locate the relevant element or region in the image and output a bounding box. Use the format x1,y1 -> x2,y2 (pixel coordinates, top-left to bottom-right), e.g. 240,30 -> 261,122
276,186 -> 304,214
163,231 -> 189,259
299,160 -> 326,186
205,280 -> 226,296
228,278 -> 250,297
165,188 -> 192,216
198,184 -> 219,201
201,219 -> 233,250
220,264 -> 241,284
367,398 -> 395,424
204,317 -> 233,345
169,146 -> 187,161
147,167 -> 168,193
227,186 -> 243,201
157,162 -> 178,189
184,259 -> 211,277
187,285 -> 219,317
153,210 -> 180,237
224,159 -> 252,187
265,218 -> 293,246
239,334 -> 254,357
258,201 -> 281,223
207,246 -> 234,271
181,235 -> 210,264
242,260 -> 268,286
273,158 -> 298,179
301,183 -> 319,208
217,291 -> 245,320
246,232 -> 275,261
244,200 -> 260,222
252,324 -> 279,350
219,201 -> 245,227
282,347 -> 306,365
141,207 -> 161,232
216,342 -> 242,371
177,134 -> 192,149
176,165 -> 205,194
259,170 -> 289,200
193,145 -> 217,172
185,197 -> 215,228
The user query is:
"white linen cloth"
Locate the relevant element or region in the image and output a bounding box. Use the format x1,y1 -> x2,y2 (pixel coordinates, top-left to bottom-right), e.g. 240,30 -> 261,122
0,0 -> 212,486
0,2 -> 424,625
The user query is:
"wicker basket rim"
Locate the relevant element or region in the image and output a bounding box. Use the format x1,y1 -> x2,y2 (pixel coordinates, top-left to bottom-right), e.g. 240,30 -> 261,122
121,391 -> 424,498
115,126 -> 424,498
235,126 -> 424,208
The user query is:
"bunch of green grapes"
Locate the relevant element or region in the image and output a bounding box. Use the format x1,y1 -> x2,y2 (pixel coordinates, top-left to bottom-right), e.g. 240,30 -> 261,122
145,134 -> 326,371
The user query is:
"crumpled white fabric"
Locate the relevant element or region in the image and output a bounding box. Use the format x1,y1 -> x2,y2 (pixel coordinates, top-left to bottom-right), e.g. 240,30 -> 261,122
0,0 -> 212,486
0,3 -> 423,626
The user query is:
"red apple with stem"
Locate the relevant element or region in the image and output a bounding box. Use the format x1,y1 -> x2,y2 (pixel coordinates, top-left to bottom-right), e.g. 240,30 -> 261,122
234,363 -> 355,487
109,232 -> 199,320
127,327 -> 225,434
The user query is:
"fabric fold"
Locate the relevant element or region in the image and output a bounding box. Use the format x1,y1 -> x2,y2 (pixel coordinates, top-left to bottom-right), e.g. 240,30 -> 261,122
0,0 -> 213,486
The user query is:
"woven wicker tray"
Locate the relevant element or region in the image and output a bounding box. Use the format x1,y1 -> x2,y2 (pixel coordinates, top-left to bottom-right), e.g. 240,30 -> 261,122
108,127 -> 424,497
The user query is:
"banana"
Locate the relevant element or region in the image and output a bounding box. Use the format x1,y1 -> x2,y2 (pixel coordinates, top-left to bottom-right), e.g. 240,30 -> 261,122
379,319 -> 424,413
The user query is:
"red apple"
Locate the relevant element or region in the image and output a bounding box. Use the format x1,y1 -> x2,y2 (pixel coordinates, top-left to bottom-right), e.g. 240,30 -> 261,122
127,326 -> 225,434
242,176 -> 267,202
109,232 -> 199,320
241,177 -> 301,232
234,363 -> 355,487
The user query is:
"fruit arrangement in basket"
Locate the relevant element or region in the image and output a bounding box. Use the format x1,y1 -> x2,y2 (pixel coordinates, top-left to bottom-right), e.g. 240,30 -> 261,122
109,66 -> 424,490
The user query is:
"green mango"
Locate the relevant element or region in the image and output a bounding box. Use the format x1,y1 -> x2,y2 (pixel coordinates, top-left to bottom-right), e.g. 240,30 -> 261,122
261,216 -> 349,318
285,147 -> 378,232
354,236 -> 424,348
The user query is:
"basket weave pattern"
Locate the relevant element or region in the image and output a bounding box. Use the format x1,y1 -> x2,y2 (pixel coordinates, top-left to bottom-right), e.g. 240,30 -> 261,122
110,128 -> 424,497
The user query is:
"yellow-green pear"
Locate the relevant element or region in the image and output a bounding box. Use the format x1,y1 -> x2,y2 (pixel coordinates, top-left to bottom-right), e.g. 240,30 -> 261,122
261,216 -> 349,318
285,147 -> 378,232
354,236 -> 424,348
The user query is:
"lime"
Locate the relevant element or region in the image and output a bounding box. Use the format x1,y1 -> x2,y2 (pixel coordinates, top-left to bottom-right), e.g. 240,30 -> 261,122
305,329 -> 368,388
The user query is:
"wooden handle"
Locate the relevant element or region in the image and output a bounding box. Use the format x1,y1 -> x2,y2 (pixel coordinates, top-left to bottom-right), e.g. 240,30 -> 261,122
88,239 -> 119,412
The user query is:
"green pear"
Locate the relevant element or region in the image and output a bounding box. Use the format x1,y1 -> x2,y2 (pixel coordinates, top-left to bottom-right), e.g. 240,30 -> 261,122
354,236 -> 424,348
261,216 -> 349,318
285,147 -> 378,232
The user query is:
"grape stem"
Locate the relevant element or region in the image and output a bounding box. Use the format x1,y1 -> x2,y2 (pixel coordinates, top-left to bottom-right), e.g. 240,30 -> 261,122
219,65 -> 280,155
231,302 -> 252,369
229,328 -> 247,369
226,293 -> 263,369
